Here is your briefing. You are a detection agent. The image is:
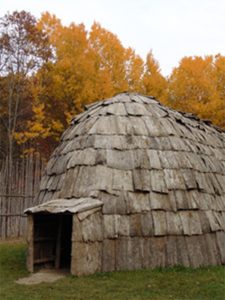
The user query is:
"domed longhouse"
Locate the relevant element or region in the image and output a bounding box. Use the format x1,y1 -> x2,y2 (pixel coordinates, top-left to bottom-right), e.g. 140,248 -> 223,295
25,93 -> 225,276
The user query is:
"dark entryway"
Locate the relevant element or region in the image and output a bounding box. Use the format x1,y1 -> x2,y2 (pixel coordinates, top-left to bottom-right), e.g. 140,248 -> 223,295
33,213 -> 72,270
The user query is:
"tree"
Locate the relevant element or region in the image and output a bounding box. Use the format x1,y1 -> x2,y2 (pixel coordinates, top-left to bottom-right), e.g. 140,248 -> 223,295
0,11 -> 52,167
125,48 -> 144,93
143,51 -> 168,102
167,55 -> 225,128
15,13 -> 98,155
89,22 -> 129,97
213,54 -> 225,128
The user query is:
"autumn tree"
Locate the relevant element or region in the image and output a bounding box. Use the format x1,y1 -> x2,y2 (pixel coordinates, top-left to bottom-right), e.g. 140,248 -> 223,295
167,55 -> 225,128
17,16 -> 148,156
125,48 -> 144,93
14,14 -> 171,157
0,11 -> 52,166
213,54 -> 225,127
143,51 -> 168,102
89,22 -> 129,97
15,13 -> 97,155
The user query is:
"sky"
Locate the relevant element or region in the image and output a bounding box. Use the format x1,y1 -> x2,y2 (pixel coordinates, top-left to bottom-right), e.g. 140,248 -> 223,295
1,0 -> 225,76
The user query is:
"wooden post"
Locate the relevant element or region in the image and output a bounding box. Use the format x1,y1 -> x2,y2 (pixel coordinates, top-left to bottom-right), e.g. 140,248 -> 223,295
26,214 -> 34,272
55,215 -> 63,269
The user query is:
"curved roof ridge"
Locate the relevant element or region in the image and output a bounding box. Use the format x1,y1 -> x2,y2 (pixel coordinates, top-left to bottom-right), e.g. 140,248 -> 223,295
70,92 -> 225,136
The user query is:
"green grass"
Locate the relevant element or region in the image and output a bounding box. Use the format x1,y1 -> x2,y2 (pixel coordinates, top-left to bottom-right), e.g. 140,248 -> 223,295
0,241 -> 225,300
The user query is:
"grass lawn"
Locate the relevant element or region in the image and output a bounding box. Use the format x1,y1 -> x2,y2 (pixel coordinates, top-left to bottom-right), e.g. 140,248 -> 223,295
0,240 -> 225,300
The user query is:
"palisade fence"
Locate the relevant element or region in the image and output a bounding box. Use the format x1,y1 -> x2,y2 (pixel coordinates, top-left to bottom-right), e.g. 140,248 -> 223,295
0,155 -> 45,239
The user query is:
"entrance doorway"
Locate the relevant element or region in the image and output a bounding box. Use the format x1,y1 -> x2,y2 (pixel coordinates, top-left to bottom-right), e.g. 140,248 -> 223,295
33,213 -> 72,270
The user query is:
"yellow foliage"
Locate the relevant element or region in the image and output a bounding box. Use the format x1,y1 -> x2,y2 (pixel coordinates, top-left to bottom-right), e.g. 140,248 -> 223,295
167,55 -> 225,128
143,51 -> 168,102
14,13 -> 224,158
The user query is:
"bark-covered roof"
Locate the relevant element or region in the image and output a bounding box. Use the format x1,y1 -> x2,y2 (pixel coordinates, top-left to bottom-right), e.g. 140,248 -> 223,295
25,198 -> 103,215
34,92 -> 225,239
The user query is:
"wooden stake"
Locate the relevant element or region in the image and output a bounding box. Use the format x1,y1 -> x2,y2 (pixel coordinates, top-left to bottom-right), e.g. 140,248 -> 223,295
55,215 -> 63,269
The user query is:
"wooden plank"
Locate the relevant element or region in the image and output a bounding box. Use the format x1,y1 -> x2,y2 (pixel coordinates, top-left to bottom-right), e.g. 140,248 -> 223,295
34,237 -> 56,242
166,236 -> 178,266
133,169 -> 151,192
142,238 -> 151,268
90,116 -> 129,135
117,215 -> 130,236
103,215 -> 119,239
160,118 -> 177,136
153,137 -> 171,151
212,195 -> 225,211
124,102 -> 149,116
102,239 -> 116,272
164,169 -> 186,190
142,116 -> 166,136
182,169 -> 198,189
198,211 -> 211,233
216,231 -> 225,263
101,192 -> 119,214
134,149 -> 150,169
176,236 -> 190,267
207,173 -> 223,195
106,149 -> 135,170
26,215 -> 34,272
59,168 -> 79,198
114,191 -> 128,214
128,117 -> 149,135
130,237 -> 144,269
67,149 -> 97,168
186,190 -> 200,210
141,213 -> 154,236
215,174 -> 225,193
147,150 -> 161,169
77,207 -> 101,221
166,212 -> 182,235
126,192 -> 150,213
34,256 -> 55,264
71,215 -> 82,242
71,166 -> 94,197
112,169 -> 133,191
150,192 -> 171,210
106,102 -> 127,115
71,241 -> 102,276
95,165 -> 114,191
158,151 -> 179,169
55,215 -> 63,268
185,236 -> 204,267
171,190 -> 188,210
213,211 -> 225,231
150,170 -> 168,193
189,211 -> 202,235
81,212 -> 103,242
152,211 -> 167,236
149,237 -> 166,268
169,136 -> 189,151
130,214 -> 142,236
204,233 -> 221,265
179,211 -> 202,235
147,100 -> 168,119
205,211 -> 221,232
115,237 -> 132,270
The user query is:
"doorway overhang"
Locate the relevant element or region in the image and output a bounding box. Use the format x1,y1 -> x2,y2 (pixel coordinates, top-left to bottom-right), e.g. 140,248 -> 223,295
24,198 -> 103,215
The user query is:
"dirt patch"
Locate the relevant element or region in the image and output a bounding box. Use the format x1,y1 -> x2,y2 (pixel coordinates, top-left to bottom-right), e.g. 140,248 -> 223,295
16,269 -> 68,285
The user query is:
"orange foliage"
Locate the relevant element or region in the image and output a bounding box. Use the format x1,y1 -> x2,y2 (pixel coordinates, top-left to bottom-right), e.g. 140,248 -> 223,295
168,55 -> 225,128
4,11 -> 223,158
